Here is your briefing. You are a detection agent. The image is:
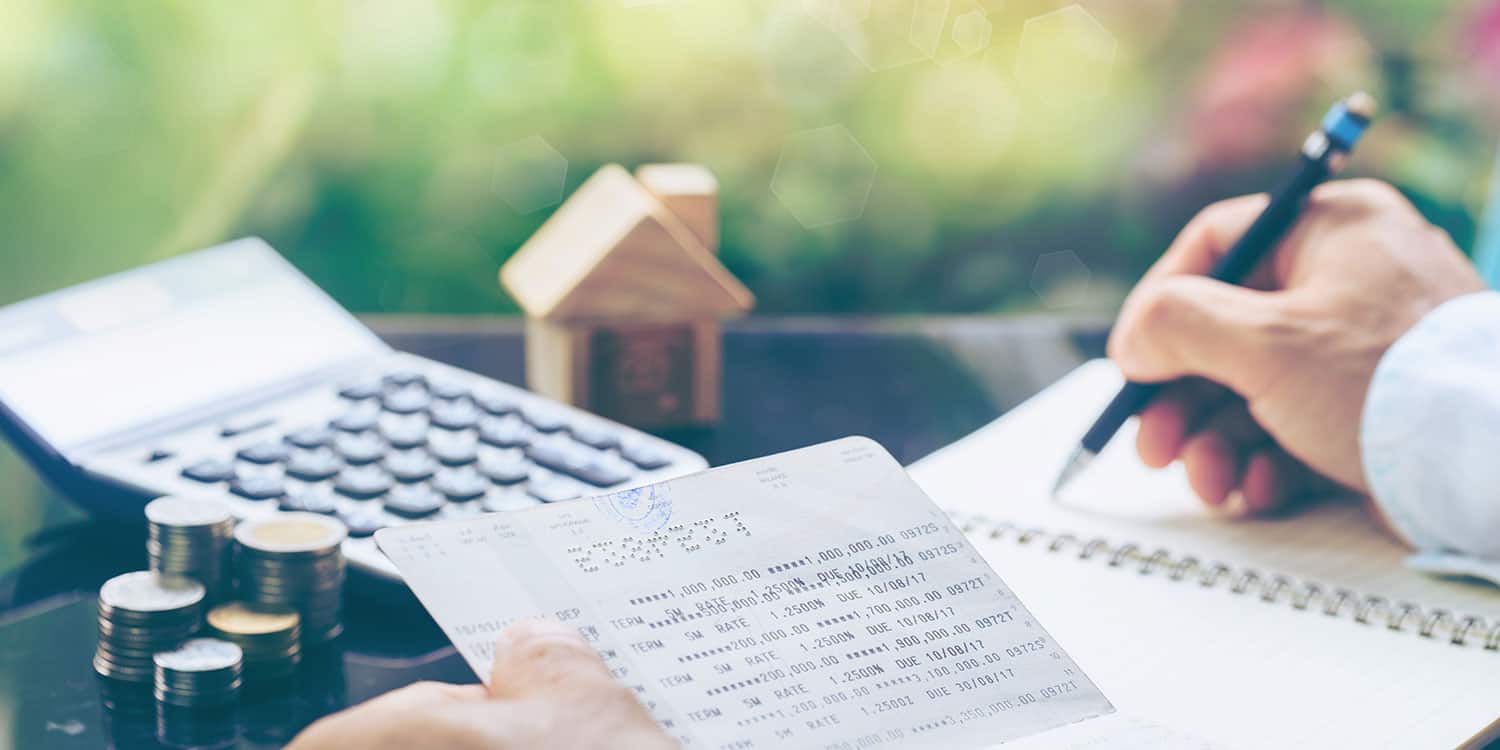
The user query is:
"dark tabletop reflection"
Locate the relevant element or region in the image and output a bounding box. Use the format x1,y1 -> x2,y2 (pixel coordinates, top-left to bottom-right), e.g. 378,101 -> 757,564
5,583 -> 472,750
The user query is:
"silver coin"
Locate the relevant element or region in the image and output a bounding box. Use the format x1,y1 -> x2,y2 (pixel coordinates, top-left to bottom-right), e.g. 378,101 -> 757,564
149,522 -> 232,538
145,496 -> 235,528
95,656 -> 154,681
237,553 -> 344,570
153,639 -> 243,674
155,689 -> 239,708
99,572 -> 205,613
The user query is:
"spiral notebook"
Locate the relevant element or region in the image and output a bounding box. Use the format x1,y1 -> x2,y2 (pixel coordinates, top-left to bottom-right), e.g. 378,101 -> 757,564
909,360 -> 1500,750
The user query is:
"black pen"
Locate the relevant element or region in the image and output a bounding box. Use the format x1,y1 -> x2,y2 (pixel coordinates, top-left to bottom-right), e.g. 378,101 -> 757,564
1051,91 -> 1377,498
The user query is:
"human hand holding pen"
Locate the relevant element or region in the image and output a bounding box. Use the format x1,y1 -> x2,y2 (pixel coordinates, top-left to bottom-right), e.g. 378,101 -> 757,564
1106,179 -> 1484,521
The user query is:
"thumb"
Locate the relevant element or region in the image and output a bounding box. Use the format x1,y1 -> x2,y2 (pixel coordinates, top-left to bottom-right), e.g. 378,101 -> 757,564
1108,275 -> 1289,398
489,619 -> 613,699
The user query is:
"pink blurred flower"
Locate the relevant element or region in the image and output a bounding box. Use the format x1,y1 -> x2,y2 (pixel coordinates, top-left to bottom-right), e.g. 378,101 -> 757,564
1465,0 -> 1500,89
1178,8 -> 1374,169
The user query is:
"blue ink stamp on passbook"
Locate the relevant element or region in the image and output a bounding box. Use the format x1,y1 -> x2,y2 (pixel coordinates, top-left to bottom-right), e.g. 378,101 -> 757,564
595,483 -> 673,532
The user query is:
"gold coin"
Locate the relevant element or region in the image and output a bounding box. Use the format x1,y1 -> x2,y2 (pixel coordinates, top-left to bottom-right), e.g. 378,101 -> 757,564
207,602 -> 300,636
234,513 -> 347,553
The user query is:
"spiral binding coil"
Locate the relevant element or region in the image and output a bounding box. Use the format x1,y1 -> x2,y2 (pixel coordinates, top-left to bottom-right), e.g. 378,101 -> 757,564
952,512 -> 1500,651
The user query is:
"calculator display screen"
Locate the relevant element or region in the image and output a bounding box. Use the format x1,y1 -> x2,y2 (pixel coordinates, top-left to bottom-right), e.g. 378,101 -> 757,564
0,240 -> 385,451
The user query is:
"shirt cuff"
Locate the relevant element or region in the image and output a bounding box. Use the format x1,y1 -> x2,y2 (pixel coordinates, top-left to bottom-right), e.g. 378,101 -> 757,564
1360,290 -> 1500,560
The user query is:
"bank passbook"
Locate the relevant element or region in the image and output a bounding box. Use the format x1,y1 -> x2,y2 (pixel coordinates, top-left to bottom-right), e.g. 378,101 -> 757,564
375,437 -> 1113,748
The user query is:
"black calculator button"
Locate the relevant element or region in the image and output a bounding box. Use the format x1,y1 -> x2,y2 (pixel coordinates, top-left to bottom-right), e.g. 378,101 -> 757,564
477,454 -> 531,485
382,387 -> 431,415
432,468 -> 487,502
334,432 -> 385,465
334,467 -> 394,500
285,450 -> 342,482
522,408 -> 569,433
381,370 -> 426,389
331,408 -> 379,433
478,416 -> 530,448
429,400 -> 480,431
221,416 -> 275,438
281,486 -> 339,514
569,423 -> 620,450
384,485 -> 445,518
339,379 -> 383,400
230,475 -> 285,501
429,436 -> 478,466
384,452 -> 437,483
526,475 -> 585,504
286,425 -> 336,450
473,390 -> 522,416
525,438 -> 634,487
620,441 -> 674,470
237,441 -> 290,465
339,506 -> 388,537
428,380 -> 469,401
182,459 -> 237,484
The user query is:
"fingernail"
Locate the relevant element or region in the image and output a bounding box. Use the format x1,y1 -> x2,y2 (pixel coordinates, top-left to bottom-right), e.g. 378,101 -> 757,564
1222,491 -> 1249,518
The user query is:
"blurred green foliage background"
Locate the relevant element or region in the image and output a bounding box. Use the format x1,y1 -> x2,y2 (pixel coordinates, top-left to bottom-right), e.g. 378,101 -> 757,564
0,0 -> 1498,594
0,0 -> 1496,319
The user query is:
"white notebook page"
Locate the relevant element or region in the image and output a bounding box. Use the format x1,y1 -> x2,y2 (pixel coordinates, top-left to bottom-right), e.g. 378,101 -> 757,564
910,360 -> 1500,623
908,360 -> 1500,749
975,537 -> 1499,749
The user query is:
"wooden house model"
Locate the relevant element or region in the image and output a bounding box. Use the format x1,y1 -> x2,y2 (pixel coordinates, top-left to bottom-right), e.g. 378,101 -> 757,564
500,163 -> 754,429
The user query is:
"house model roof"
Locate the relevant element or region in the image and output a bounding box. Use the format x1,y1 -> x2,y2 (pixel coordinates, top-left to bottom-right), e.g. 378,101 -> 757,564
499,164 -> 754,321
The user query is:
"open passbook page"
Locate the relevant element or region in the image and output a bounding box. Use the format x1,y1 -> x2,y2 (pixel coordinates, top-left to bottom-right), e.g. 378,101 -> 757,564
909,360 -> 1500,749
379,438 -> 1126,749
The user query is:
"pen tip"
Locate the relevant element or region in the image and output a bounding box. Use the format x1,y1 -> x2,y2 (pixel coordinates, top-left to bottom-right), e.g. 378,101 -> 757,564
1050,447 -> 1094,501
1344,91 -> 1377,120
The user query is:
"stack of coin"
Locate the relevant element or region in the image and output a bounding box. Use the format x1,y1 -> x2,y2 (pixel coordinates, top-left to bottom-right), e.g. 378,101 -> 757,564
235,513 -> 348,645
146,496 -> 235,601
152,638 -> 243,708
205,602 -> 302,683
95,572 -> 205,683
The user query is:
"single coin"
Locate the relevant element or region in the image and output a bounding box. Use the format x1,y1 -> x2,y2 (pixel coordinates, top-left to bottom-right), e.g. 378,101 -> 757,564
207,603 -> 299,637
154,639 -> 243,674
235,514 -> 348,554
145,496 -> 234,528
99,572 -> 205,613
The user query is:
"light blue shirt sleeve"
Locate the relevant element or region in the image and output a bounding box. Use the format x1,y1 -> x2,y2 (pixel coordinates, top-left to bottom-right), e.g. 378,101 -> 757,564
1474,149 -> 1500,287
1361,291 -> 1500,570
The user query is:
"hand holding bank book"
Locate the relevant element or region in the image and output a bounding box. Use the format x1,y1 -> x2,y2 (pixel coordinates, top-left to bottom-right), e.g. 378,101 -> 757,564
377,437 -> 1141,749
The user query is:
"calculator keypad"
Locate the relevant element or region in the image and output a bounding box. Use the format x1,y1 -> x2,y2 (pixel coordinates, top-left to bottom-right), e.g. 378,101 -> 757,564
134,355 -> 704,579
169,362 -> 690,536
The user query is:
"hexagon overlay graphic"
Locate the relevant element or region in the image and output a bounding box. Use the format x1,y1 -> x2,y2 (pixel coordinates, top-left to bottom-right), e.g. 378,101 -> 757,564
810,0 -> 950,71
1030,250 -> 1093,309
1014,5 -> 1117,116
491,136 -> 568,215
761,8 -> 869,107
770,125 -> 877,228
950,9 -> 992,57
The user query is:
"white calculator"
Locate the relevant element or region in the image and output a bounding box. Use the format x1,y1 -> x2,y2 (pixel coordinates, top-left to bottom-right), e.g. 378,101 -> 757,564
0,238 -> 706,579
